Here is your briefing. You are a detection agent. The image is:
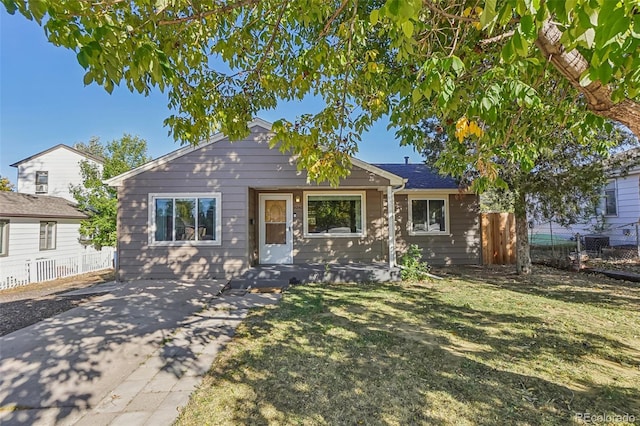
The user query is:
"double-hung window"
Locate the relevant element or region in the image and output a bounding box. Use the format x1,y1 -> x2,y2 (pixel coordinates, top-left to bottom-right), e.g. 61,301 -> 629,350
409,196 -> 449,234
35,171 -> 49,194
304,192 -> 365,237
604,180 -> 617,216
0,220 -> 8,256
150,193 -> 222,245
39,221 -> 57,250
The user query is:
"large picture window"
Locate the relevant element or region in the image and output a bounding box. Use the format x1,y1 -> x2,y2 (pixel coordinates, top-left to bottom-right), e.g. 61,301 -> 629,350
305,193 -> 365,237
409,197 -> 448,234
604,180 -> 617,216
39,221 -> 57,250
150,193 -> 222,245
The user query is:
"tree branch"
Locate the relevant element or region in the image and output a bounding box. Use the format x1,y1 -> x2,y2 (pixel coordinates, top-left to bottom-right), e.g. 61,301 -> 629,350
479,30 -> 514,45
157,0 -> 260,25
535,19 -> 640,137
319,0 -> 350,39
253,0 -> 289,76
422,0 -> 478,23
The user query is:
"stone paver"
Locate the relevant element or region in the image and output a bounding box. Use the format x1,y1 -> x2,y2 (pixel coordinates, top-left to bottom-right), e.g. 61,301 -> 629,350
0,279 -> 281,425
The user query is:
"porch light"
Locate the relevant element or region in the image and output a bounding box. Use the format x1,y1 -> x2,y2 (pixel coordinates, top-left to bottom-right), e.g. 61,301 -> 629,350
295,195 -> 301,203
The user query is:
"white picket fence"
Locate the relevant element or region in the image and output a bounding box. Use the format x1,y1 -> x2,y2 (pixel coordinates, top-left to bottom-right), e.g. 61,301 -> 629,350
1,247 -> 115,290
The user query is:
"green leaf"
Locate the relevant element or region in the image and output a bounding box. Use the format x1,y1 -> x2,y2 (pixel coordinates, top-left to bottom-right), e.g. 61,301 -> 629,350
402,21 -> 414,38
77,48 -> 91,69
598,62 -> 613,85
83,71 -> 93,86
519,15 -> 535,40
450,56 -> 465,76
386,0 -> 400,17
479,0 -> 497,29
370,9 -> 380,26
412,87 -> 422,103
4,1 -> 18,15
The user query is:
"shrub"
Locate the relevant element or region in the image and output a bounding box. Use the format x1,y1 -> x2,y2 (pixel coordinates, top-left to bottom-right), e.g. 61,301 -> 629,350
400,244 -> 432,281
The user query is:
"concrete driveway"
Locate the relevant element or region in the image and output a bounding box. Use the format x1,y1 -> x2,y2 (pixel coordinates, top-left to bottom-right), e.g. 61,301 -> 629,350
0,279 -> 280,425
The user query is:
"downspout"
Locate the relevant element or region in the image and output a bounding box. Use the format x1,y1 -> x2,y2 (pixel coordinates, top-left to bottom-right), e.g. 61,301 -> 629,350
387,180 -> 406,268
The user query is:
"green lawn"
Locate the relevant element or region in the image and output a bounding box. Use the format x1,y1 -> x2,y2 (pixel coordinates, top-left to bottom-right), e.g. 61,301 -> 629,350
177,266 -> 640,425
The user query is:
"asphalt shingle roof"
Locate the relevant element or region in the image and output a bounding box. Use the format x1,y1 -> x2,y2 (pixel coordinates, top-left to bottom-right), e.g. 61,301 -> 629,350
0,192 -> 87,219
373,163 -> 459,189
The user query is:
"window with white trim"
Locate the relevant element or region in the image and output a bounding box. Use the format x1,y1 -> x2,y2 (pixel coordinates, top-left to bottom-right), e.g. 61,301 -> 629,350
304,192 -> 365,237
39,221 -> 57,250
35,171 -> 48,194
0,220 -> 8,256
604,180 -> 617,216
150,193 -> 222,245
409,197 -> 448,234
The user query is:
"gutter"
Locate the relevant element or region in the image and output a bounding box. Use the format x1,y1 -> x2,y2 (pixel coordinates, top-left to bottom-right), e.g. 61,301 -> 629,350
387,180 -> 407,268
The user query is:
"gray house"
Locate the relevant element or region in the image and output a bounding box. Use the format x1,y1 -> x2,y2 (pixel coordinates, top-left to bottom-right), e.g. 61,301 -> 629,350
106,119 -> 480,281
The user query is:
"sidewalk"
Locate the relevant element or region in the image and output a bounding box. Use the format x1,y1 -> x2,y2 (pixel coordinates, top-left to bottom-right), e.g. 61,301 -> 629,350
0,279 -> 280,425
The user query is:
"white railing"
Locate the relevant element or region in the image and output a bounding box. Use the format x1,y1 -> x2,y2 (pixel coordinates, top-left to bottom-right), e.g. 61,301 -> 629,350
1,247 -> 115,290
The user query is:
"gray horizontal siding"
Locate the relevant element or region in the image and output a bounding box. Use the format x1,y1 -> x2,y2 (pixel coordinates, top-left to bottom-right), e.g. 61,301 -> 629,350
395,194 -> 481,265
117,130 -> 392,280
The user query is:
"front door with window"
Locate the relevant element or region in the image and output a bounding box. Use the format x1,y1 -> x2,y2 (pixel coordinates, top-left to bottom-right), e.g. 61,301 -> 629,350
259,194 -> 293,264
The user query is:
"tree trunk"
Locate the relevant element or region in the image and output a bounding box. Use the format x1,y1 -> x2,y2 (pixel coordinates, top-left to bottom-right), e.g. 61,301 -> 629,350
535,20 -> 640,137
514,192 -> 532,275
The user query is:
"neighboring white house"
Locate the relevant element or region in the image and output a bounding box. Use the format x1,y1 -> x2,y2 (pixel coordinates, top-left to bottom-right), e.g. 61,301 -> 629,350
1,145 -> 112,289
531,148 -> 640,247
0,192 -> 113,289
10,144 -> 104,202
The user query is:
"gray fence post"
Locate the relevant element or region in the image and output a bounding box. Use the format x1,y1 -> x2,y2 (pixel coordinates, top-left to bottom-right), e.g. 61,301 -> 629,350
576,233 -> 582,270
636,222 -> 639,259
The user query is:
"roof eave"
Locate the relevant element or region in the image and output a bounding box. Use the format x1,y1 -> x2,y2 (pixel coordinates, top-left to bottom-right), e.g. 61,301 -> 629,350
350,158 -> 405,186
10,144 -> 105,167
105,118 -> 274,187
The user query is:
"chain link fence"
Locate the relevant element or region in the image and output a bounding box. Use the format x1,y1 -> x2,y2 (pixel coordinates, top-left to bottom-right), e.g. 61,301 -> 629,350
529,221 -> 640,274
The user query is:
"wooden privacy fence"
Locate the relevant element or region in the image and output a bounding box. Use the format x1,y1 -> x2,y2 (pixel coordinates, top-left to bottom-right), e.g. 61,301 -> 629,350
482,213 -> 516,265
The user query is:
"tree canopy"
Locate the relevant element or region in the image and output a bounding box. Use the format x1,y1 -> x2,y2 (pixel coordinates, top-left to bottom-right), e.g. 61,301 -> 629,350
72,135 -> 151,249
0,175 -> 15,192
3,0 -> 639,183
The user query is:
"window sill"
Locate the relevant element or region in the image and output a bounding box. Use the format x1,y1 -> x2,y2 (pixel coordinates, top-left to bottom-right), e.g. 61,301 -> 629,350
150,240 -> 222,247
409,231 -> 449,236
303,233 -> 365,239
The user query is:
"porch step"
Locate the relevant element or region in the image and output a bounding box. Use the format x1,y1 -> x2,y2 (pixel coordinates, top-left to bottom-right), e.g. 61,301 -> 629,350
230,264 -> 401,289
225,278 -> 291,293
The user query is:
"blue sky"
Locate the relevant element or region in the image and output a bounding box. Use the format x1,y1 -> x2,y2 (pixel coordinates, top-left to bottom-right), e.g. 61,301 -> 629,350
0,11 -> 421,183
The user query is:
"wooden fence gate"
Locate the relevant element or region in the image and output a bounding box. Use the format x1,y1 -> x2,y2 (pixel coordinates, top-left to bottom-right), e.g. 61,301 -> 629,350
481,213 -> 516,265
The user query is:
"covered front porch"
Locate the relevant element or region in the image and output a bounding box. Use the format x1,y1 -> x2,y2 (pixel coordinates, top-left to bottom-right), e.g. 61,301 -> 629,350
248,186 -> 399,268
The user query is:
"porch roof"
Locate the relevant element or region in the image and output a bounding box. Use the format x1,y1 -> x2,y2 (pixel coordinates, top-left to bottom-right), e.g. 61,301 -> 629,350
374,164 -> 459,190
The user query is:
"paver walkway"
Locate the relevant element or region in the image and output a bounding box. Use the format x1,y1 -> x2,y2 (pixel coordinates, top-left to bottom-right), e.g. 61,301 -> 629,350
0,279 -> 280,425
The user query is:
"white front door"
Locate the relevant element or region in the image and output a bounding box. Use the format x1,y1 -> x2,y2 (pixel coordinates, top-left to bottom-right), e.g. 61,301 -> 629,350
259,194 -> 293,264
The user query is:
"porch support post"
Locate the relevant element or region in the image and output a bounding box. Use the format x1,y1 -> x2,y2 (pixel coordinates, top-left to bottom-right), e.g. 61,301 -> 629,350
387,186 -> 396,268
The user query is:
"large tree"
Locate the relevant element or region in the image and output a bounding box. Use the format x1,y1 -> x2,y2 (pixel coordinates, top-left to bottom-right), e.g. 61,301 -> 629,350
414,74 -> 633,274
72,135 -> 151,249
2,0 -> 639,184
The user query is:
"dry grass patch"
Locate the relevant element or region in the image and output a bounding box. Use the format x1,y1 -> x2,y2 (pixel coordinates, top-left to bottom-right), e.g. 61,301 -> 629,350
177,266 -> 640,425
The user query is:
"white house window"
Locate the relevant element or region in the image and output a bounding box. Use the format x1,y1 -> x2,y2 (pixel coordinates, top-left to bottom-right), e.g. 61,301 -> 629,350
409,197 -> 448,234
35,171 -> 48,194
150,193 -> 222,245
0,220 -> 8,256
304,192 -> 365,237
604,180 -> 617,216
39,221 -> 57,250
